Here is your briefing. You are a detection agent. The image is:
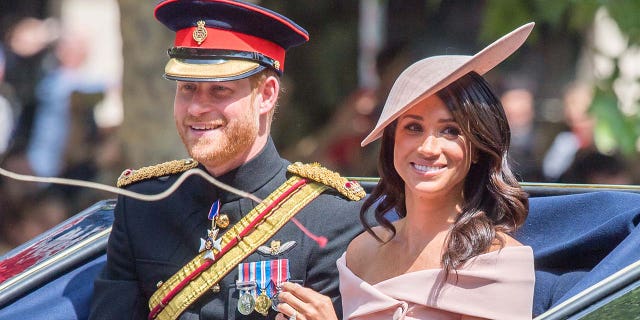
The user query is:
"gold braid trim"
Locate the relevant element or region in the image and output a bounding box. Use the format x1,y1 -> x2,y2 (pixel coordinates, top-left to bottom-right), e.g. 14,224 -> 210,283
116,159 -> 199,188
149,176 -> 328,320
287,162 -> 366,201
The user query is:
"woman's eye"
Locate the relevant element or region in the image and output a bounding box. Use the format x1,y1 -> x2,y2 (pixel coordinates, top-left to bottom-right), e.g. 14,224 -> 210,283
442,126 -> 461,137
404,123 -> 423,132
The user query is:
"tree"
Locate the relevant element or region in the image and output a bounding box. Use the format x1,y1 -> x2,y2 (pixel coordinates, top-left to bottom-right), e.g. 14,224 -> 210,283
483,0 -> 640,156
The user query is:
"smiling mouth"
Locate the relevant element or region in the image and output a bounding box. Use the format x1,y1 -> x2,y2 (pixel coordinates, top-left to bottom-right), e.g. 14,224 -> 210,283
411,163 -> 445,173
190,121 -> 225,131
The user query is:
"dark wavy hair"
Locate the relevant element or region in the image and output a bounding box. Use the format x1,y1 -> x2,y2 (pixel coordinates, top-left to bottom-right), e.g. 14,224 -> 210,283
360,71 -> 529,277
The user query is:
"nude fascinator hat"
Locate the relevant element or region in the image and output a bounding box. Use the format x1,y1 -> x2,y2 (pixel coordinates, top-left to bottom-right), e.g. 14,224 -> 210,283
361,22 -> 535,146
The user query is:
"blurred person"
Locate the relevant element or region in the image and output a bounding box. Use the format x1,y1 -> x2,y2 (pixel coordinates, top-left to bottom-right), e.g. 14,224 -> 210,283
2,17 -> 57,152
288,41 -> 412,176
542,82 -> 596,182
499,77 -> 547,181
559,150 -> 634,185
25,31 -> 105,178
0,43 -> 13,154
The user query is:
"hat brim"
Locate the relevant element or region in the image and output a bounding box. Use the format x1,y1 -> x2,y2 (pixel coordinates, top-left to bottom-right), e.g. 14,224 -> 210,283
164,58 -> 265,82
361,22 -> 535,146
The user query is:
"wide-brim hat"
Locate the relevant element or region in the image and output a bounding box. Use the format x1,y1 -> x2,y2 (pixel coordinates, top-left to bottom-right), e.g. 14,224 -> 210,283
154,0 -> 309,82
361,22 -> 535,146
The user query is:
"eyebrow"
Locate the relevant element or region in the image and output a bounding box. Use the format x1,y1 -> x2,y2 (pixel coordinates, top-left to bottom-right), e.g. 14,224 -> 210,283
399,114 -> 456,123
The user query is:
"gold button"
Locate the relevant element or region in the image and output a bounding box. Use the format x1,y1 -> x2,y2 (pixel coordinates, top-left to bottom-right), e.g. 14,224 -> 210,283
215,214 -> 230,229
211,284 -> 221,293
156,281 -> 164,288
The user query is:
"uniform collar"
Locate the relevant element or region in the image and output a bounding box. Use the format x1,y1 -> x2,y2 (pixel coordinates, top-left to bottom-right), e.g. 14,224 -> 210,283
206,137 -> 285,203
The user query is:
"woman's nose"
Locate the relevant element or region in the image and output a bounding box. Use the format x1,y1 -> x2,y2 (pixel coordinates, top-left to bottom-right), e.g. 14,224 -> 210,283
417,135 -> 441,155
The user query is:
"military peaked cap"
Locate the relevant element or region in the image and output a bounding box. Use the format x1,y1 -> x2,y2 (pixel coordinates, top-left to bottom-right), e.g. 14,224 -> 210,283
154,0 -> 309,81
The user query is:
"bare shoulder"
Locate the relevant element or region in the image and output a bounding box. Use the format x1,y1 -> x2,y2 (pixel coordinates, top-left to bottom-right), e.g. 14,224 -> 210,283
489,232 -> 524,252
346,226 -> 390,272
501,233 -> 524,247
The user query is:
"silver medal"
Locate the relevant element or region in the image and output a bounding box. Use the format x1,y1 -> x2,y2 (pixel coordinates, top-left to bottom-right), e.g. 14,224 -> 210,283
237,290 -> 255,315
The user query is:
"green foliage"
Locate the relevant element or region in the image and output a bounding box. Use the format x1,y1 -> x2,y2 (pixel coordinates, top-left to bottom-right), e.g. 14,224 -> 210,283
606,0 -> 640,44
591,89 -> 637,156
483,0 -> 640,158
481,0 -> 534,43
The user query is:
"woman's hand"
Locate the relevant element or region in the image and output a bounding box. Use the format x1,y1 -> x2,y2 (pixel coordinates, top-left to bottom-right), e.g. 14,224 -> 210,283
274,282 -> 339,320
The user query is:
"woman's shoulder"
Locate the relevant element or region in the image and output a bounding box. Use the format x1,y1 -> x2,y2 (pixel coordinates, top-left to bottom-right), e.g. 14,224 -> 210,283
345,225 -> 392,269
488,232 -> 524,252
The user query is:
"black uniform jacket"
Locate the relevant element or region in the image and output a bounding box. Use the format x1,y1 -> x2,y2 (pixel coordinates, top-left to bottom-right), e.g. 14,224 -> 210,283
89,139 -> 365,319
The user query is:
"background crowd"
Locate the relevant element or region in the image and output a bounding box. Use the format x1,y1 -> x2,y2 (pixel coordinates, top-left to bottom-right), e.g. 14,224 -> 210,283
1,0 -> 639,254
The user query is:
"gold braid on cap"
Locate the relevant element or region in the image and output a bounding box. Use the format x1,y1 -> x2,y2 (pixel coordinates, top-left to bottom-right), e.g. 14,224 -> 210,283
117,159 -> 199,188
287,162 -> 366,201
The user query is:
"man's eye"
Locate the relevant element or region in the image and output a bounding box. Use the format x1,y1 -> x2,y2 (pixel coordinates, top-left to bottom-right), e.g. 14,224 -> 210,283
179,84 -> 196,92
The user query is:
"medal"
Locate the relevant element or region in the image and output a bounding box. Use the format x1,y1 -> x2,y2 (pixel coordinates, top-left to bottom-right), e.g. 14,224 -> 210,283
235,280 -> 256,315
198,228 -> 222,260
254,290 -> 272,316
237,291 -> 255,315
199,200 -> 223,260
270,259 -> 289,311
237,259 -> 290,316
271,292 -> 280,312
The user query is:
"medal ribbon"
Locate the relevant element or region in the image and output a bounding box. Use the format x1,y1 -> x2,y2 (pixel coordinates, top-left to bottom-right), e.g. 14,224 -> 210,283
239,260 -> 284,297
271,259 -> 289,296
208,199 -> 220,221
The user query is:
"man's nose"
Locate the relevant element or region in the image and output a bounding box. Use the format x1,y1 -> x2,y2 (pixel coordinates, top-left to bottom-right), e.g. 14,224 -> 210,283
187,91 -> 215,115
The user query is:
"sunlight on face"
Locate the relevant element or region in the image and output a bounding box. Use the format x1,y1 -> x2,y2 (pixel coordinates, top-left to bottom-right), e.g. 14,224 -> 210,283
173,79 -> 260,172
393,95 -> 473,201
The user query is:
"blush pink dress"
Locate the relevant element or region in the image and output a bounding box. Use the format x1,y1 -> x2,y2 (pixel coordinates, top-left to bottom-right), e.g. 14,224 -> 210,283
338,246 -> 534,320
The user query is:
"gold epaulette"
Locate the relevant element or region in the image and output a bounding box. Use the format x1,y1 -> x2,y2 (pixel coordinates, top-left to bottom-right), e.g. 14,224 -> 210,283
287,162 -> 366,201
117,158 -> 199,188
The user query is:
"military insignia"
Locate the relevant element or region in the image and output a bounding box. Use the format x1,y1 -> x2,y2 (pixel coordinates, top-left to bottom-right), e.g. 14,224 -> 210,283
193,20 -> 207,45
237,260 -> 290,316
254,290 -> 272,315
199,229 -> 222,260
257,240 -> 296,257
287,162 -> 366,201
273,60 -> 280,70
117,158 -> 198,187
215,214 -> 230,229
236,280 -> 256,315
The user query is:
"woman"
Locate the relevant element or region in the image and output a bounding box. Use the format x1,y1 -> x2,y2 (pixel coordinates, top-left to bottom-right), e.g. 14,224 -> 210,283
276,23 -> 536,320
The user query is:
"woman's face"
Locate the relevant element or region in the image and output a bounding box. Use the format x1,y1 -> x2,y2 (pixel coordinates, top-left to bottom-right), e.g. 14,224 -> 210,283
393,95 -> 473,201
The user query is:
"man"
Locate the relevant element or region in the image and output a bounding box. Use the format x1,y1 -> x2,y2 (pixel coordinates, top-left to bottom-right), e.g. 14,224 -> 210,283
89,1 -> 365,319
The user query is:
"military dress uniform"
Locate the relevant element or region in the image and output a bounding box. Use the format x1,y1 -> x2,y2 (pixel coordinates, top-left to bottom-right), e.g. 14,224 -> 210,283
90,139 -> 365,319
90,1 -> 365,319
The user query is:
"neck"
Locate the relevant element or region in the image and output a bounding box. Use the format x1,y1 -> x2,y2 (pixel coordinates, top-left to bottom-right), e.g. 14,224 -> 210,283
399,189 -> 463,241
204,135 -> 270,177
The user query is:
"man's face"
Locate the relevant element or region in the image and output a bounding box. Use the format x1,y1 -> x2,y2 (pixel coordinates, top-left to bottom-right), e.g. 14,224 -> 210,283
174,78 -> 260,174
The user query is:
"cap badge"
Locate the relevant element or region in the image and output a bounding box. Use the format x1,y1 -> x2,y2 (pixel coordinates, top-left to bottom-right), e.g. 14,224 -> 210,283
273,60 -> 280,70
193,20 -> 207,45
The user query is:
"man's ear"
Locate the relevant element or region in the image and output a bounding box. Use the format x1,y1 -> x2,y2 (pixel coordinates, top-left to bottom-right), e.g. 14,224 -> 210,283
258,75 -> 279,115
